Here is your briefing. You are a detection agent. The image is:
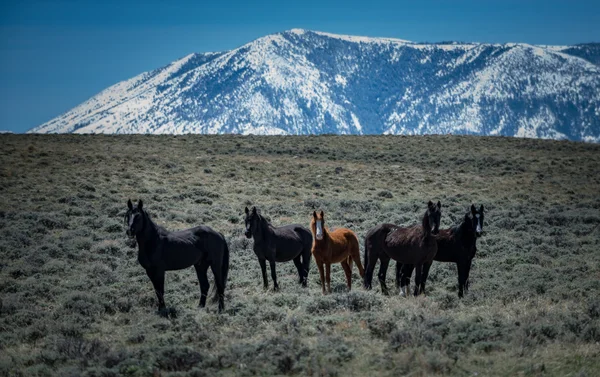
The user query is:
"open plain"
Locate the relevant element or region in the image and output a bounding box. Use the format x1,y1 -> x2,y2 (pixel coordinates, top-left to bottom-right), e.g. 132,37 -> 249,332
0,134 -> 599,376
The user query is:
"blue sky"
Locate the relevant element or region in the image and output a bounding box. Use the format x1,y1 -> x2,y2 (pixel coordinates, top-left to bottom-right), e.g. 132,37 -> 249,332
1,0 -> 599,133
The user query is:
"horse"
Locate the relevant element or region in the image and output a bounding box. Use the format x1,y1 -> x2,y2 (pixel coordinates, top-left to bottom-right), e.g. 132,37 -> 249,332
310,210 -> 365,294
396,204 -> 484,297
363,201 -> 441,296
124,199 -> 229,313
244,206 -> 312,290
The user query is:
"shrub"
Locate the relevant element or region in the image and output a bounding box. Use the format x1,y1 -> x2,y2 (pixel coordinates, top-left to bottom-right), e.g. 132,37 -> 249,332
155,347 -> 204,371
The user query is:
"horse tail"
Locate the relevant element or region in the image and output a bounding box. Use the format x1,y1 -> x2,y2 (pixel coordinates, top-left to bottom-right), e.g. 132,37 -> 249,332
211,236 -> 230,304
348,232 -> 364,278
363,235 -> 369,273
221,240 -> 230,291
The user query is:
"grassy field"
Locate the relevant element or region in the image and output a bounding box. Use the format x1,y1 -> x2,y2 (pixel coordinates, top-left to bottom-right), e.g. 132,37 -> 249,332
0,134 -> 599,377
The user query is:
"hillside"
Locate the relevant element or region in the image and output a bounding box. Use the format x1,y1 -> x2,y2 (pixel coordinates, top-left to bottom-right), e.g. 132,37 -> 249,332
30,30 -> 600,141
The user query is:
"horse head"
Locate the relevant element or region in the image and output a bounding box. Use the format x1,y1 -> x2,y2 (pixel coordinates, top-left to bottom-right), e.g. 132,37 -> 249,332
125,199 -> 145,238
470,204 -> 484,237
311,210 -> 325,241
426,200 -> 442,235
244,206 -> 260,239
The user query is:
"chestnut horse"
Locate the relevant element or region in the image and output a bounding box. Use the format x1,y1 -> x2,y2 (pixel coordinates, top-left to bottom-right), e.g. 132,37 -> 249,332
363,201 -> 441,296
310,210 -> 365,294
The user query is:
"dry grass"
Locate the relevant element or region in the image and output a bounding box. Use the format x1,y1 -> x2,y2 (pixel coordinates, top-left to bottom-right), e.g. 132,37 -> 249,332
0,134 -> 599,376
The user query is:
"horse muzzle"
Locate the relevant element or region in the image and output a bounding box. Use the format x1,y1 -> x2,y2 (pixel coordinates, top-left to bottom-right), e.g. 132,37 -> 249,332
244,231 -> 252,239
126,229 -> 135,238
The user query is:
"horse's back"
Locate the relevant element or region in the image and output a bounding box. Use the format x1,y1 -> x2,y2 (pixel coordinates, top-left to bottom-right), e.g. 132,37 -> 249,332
274,224 -> 311,243
272,224 -> 311,261
328,227 -> 359,247
382,224 -> 437,264
384,225 -> 423,249
161,225 -> 225,268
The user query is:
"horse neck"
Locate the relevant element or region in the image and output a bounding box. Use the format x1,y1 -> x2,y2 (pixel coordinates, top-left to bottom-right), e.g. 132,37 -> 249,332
136,212 -> 159,252
455,217 -> 476,246
253,215 -> 271,242
421,212 -> 432,237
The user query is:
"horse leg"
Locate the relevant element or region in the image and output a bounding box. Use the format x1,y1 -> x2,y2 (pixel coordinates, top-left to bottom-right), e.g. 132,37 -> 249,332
420,262 -> 432,295
209,261 -> 225,312
317,262 -> 326,294
378,256 -> 391,296
325,263 -> 332,293
465,258 -> 473,292
146,268 -> 166,310
399,264 -> 414,297
258,258 -> 268,289
350,244 -> 365,278
363,246 -> 378,290
301,248 -> 311,287
194,262 -> 210,308
341,259 -> 352,291
395,262 -> 402,290
457,260 -> 468,298
268,258 -> 279,291
413,263 -> 423,296
293,255 -> 304,285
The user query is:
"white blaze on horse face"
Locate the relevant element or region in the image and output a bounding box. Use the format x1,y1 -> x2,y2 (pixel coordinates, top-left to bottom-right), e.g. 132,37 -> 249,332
475,214 -> 482,233
400,285 -> 407,297
315,220 -> 323,240
245,222 -> 251,232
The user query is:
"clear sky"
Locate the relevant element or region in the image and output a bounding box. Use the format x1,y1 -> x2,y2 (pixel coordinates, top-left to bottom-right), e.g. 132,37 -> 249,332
1,0 -> 599,133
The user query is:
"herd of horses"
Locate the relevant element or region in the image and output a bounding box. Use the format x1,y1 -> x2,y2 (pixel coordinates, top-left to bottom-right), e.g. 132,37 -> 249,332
124,199 -> 484,313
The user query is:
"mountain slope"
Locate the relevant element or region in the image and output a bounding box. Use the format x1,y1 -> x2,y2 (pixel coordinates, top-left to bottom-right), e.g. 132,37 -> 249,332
30,29 -> 600,141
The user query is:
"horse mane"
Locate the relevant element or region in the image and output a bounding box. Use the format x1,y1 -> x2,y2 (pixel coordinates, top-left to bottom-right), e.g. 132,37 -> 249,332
141,209 -> 166,235
421,210 -> 431,236
256,212 -> 273,239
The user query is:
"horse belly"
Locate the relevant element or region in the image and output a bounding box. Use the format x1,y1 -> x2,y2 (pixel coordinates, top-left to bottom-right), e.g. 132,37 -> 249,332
383,242 -> 424,264
275,251 -> 298,263
162,246 -> 202,271
274,239 -> 302,262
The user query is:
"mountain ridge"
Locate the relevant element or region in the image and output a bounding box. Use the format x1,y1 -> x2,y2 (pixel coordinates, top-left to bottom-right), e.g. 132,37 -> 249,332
29,29 -> 600,141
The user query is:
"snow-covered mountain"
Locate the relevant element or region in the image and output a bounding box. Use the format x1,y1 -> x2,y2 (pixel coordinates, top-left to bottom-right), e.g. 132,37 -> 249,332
30,29 -> 600,141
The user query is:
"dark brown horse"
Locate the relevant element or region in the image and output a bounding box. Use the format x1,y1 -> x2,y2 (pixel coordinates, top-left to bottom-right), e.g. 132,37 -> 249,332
310,210 -> 365,294
125,199 -> 229,313
363,201 -> 441,296
397,204 -> 484,297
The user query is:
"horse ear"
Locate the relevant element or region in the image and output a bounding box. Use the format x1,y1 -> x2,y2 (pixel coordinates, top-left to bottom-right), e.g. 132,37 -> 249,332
245,207 -> 249,215
127,199 -> 133,210
437,201 -> 442,209
427,200 -> 434,208
138,200 -> 143,210
313,211 -> 317,219
320,210 -> 324,219
252,206 -> 257,214
471,204 -> 476,215
480,204 -> 484,213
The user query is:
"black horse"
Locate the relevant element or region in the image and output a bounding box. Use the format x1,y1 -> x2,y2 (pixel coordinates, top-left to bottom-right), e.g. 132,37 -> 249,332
244,206 -> 312,290
396,204 -> 484,297
125,199 -> 230,313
